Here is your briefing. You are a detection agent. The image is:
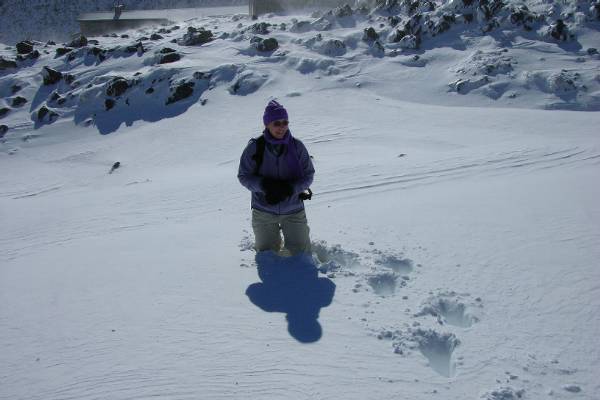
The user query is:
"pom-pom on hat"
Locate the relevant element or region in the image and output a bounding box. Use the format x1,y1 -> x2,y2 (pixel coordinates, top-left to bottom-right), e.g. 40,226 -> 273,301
263,100 -> 289,126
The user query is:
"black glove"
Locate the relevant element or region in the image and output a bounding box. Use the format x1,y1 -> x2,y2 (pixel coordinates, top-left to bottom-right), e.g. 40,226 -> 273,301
261,178 -> 294,205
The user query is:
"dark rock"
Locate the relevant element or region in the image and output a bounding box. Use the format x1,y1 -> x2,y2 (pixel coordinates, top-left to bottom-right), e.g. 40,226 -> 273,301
251,22 -> 270,34
159,52 -> 181,64
11,84 -> 22,94
0,57 -> 18,70
89,47 -> 106,62
172,25 -> 180,30
158,28 -> 171,34
105,99 -> 115,111
88,39 -> 99,45
47,40 -> 56,45
29,50 -> 41,59
166,81 -> 195,105
12,96 -> 27,107
0,125 -> 7,137
37,106 -> 58,122
16,41 -> 34,54
588,48 -> 598,55
68,35 -> 88,48
55,47 -> 73,57
193,71 -> 211,80
109,162 -> 120,173
550,19 -> 568,41
179,27 -> 213,46
42,66 -> 63,85
463,13 -> 474,23
126,42 -> 144,53
38,106 -> 49,120
121,34 -> 129,38
57,97 -> 66,105
257,38 -> 279,52
145,87 -> 154,94
0,108 -> 9,118
138,36 -> 149,41
159,47 -> 177,54
67,53 -> 76,62
389,16 -> 400,26
106,77 -> 130,97
151,33 -> 163,40
363,27 -> 379,41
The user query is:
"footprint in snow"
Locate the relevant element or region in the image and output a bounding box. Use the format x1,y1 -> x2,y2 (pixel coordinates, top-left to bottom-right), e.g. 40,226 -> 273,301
372,250 -> 414,274
311,240 -> 363,275
414,291 -> 482,328
379,327 -> 461,378
366,272 -> 407,296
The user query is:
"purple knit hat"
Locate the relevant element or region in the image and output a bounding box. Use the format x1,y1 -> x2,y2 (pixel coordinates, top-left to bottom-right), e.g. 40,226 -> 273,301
263,100 -> 289,126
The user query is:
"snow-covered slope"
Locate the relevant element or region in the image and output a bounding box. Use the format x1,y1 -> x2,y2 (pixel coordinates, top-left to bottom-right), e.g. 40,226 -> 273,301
1,2 -> 600,400
0,0 -> 247,44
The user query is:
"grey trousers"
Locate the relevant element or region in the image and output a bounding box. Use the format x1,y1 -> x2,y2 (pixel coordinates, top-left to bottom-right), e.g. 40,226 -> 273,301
252,208 -> 311,255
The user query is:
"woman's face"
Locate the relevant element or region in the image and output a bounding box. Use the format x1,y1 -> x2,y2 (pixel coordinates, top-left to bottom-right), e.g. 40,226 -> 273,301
266,119 -> 289,139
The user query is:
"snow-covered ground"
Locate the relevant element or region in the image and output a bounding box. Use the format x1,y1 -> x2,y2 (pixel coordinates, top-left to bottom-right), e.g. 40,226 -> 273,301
1,1 -> 600,399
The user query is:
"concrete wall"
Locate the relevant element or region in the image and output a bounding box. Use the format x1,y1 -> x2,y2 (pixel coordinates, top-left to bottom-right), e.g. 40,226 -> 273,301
80,18 -> 169,36
249,0 -> 353,16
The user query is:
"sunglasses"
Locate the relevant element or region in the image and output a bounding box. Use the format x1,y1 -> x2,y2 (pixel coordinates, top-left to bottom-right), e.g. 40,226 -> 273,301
273,120 -> 289,127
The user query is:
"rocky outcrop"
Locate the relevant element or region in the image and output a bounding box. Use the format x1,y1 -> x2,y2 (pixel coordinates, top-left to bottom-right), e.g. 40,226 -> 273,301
363,27 -> 380,41
251,37 -> 279,52
68,35 -> 88,48
549,20 -> 569,41
106,77 -> 130,97
42,66 -> 63,85
55,47 -> 73,57
179,27 -> 213,46
36,106 -> 59,123
11,97 -> 27,107
0,57 -> 18,70
16,41 -> 34,54
166,81 -> 195,105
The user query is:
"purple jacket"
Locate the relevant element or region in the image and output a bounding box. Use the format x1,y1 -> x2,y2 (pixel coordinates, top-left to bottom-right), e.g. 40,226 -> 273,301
238,136 -> 315,215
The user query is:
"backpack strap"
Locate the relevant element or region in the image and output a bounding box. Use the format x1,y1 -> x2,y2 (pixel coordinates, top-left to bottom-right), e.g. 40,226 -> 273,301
251,135 -> 266,175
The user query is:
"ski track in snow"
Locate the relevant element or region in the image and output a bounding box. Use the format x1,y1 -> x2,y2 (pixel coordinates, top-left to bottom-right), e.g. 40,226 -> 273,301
318,146 -> 600,198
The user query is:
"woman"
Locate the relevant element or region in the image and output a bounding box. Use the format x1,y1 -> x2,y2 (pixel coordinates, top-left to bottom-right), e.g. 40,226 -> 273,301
238,100 -> 315,256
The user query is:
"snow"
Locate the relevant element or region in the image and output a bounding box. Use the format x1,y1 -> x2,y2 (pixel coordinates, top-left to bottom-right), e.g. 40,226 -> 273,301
1,1 -> 600,399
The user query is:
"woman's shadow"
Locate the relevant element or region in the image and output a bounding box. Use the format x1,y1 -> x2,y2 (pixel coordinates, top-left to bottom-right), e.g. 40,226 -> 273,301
245,251 -> 336,343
